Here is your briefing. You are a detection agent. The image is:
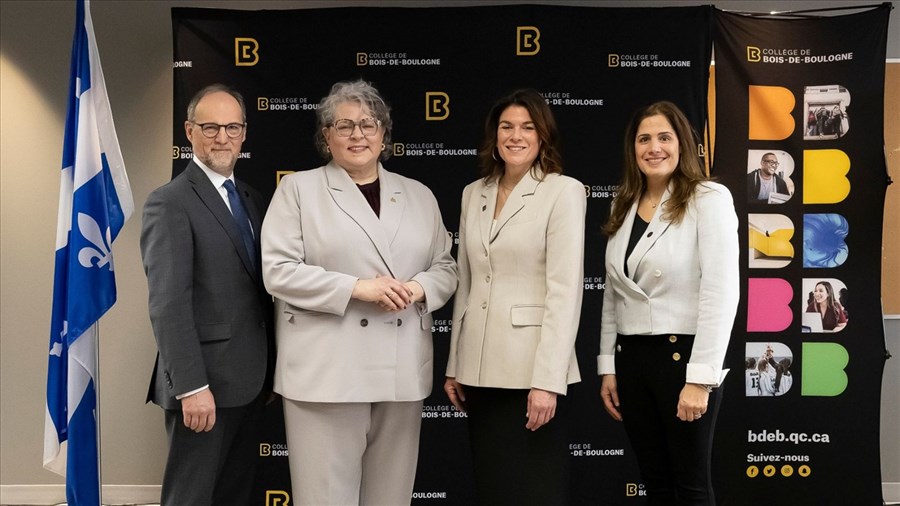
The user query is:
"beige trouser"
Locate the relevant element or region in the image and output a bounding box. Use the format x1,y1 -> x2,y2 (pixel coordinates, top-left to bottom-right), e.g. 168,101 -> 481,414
282,399 -> 423,506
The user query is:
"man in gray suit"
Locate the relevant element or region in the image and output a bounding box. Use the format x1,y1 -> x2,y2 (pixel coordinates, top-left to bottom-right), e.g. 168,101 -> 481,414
141,84 -> 273,505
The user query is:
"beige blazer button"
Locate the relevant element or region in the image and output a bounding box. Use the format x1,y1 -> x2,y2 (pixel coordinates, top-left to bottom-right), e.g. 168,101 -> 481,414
481,302 -> 487,309
485,275 -> 491,283
672,352 -> 681,361
397,319 -> 403,327
360,319 -> 368,327
654,269 -> 662,277
669,335 -> 678,343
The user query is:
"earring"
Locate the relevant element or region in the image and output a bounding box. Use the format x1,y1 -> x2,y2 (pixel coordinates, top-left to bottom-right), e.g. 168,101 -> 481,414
492,149 -> 499,161
325,145 -> 331,153
381,143 -> 386,151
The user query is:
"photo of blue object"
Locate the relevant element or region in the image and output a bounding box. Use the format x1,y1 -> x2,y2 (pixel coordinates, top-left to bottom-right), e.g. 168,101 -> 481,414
803,213 -> 849,268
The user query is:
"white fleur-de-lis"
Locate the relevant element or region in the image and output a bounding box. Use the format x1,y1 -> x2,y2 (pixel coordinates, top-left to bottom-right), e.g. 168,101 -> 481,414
49,321 -> 67,357
76,213 -> 114,271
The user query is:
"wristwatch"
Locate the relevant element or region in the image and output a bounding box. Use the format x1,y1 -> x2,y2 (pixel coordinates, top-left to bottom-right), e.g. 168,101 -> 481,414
691,383 -> 715,392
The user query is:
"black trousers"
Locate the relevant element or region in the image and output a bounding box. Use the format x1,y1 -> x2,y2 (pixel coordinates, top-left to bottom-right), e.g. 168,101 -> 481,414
465,386 -> 569,506
161,392 -> 265,506
615,334 -> 722,506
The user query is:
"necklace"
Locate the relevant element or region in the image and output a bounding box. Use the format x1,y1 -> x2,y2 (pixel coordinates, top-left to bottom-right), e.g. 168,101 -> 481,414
645,193 -> 660,208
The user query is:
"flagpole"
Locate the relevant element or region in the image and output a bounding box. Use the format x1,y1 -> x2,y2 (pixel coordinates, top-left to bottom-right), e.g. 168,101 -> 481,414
95,322 -> 103,505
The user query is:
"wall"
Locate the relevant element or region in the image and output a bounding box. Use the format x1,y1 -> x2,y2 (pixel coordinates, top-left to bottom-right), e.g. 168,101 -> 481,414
1,0 -> 897,503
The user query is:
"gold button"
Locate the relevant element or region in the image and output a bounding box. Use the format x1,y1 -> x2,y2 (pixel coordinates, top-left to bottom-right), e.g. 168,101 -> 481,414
672,352 -> 681,361
669,335 -> 677,343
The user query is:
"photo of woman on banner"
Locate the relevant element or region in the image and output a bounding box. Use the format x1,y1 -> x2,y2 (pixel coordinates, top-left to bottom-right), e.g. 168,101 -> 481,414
444,89 -> 585,505
803,279 -> 848,333
261,79 -> 458,506
597,101 -> 739,505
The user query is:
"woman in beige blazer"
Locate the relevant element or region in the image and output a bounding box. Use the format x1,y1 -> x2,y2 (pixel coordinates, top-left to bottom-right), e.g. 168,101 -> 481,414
261,80 -> 457,506
444,89 -> 586,505
598,101 -> 739,505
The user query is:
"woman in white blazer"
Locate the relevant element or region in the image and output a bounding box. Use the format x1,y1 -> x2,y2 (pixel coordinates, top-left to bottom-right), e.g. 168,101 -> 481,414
261,80 -> 457,506
444,89 -> 586,505
597,101 -> 739,506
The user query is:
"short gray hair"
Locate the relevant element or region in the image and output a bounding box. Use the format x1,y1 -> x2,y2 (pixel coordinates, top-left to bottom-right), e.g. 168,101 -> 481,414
314,79 -> 392,160
186,83 -> 246,123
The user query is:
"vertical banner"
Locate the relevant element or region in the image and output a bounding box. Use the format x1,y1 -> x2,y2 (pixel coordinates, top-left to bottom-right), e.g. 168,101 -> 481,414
172,5 -> 712,504
713,5 -> 890,505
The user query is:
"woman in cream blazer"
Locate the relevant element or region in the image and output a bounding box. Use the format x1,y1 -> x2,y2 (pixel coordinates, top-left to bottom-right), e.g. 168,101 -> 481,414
444,89 -> 585,505
262,80 -> 457,506
598,101 -> 738,506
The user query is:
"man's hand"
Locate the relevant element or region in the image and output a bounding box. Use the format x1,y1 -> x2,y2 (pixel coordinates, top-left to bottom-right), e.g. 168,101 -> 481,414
181,389 -> 216,432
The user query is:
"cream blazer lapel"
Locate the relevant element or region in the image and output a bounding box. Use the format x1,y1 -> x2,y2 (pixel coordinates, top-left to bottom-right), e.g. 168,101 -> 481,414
378,167 -> 406,249
613,188 -> 671,296
483,170 -> 541,246
478,180 -> 497,252
625,188 -> 670,280
324,162 -> 398,276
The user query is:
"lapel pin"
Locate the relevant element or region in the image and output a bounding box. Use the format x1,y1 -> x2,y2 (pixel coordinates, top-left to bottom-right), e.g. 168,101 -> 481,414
482,205 -> 487,211
390,197 -> 397,203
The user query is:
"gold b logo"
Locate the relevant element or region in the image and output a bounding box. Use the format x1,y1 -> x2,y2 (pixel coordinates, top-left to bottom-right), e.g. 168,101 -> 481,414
516,26 -> 540,56
608,54 -> 620,67
747,46 -> 761,62
235,38 -> 259,66
265,490 -> 290,505
357,53 -> 368,66
425,92 -> 450,121
258,98 -> 269,111
393,143 -> 405,156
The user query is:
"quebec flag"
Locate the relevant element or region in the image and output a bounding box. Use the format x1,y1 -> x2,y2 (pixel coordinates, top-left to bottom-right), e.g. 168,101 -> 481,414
43,1 -> 133,504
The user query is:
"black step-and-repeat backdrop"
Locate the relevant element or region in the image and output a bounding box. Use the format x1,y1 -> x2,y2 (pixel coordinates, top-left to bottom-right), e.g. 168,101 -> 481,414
171,4 -> 888,505
713,5 -> 890,506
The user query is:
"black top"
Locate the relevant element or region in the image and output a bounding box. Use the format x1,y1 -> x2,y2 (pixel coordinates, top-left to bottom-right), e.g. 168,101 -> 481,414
624,215 -> 650,278
357,178 -> 381,217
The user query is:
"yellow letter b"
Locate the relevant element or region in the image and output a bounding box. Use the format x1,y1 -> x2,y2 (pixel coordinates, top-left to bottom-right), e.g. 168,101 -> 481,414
804,149 -> 850,204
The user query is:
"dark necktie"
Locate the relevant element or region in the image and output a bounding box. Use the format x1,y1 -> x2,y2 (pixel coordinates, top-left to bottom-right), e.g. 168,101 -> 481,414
223,179 -> 257,270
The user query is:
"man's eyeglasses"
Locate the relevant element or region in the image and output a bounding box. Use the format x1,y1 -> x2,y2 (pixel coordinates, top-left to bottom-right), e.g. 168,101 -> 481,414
191,122 -> 246,139
763,160 -> 780,166
330,118 -> 381,137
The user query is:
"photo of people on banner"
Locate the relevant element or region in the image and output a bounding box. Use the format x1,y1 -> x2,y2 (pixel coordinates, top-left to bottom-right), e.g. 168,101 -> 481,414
744,342 -> 794,397
803,85 -> 850,140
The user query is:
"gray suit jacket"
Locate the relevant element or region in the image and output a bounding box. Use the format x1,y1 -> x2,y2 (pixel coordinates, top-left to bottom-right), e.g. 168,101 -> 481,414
141,161 -> 273,410
261,162 -> 457,402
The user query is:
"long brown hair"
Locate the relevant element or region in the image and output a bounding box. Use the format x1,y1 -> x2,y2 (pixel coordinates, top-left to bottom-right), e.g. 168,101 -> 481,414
477,89 -> 563,182
603,101 -> 708,236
